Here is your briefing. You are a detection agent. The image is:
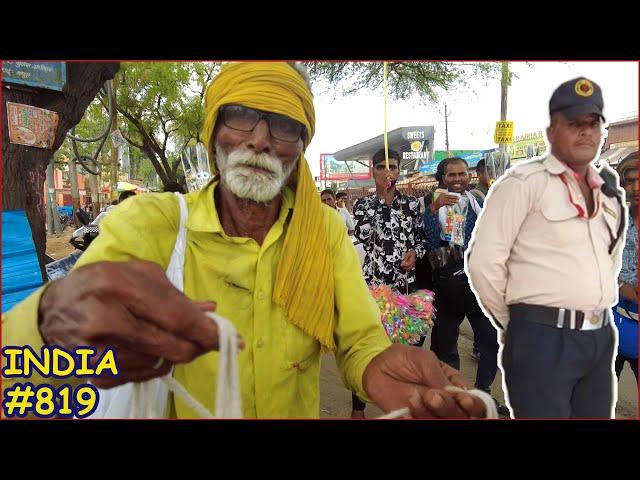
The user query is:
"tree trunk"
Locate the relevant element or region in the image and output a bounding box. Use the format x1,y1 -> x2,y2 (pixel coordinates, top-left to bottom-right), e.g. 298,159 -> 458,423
2,62 -> 119,280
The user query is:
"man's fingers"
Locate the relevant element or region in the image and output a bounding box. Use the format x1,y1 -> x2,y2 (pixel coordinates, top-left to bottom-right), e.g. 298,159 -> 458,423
405,347 -> 450,389
69,261 -> 223,353
440,361 -> 470,389
444,386 -> 488,418
408,389 -> 470,419
92,362 -> 174,389
425,389 -> 469,418
82,299 -> 210,364
120,263 -> 223,352
456,392 -> 488,418
96,344 -> 170,371
195,301 -> 217,312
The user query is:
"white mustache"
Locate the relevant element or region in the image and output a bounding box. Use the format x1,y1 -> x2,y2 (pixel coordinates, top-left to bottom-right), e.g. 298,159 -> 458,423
215,143 -> 298,203
226,149 -> 283,176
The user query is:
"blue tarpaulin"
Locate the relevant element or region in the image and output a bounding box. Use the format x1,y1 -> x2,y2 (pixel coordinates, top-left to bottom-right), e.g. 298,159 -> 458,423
58,205 -> 73,217
2,210 -> 43,313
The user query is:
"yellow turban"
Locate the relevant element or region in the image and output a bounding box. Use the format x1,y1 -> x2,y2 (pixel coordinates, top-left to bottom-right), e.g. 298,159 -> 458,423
201,62 -> 335,351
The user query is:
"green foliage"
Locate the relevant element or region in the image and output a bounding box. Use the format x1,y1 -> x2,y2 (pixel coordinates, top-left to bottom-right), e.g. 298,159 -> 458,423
114,61 -> 219,186
55,93 -> 110,170
305,61 -> 502,103
56,62 -> 219,188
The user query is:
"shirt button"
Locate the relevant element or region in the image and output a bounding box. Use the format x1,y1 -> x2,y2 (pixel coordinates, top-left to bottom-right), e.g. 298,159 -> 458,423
590,314 -> 600,325
257,291 -> 265,300
256,339 -> 264,348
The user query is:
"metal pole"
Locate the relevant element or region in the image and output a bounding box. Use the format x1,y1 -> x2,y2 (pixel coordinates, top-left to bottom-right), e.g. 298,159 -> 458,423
109,79 -> 119,201
323,155 -> 328,189
46,156 -> 62,234
444,103 -> 450,153
89,172 -> 100,219
68,157 -> 81,227
500,62 -> 509,156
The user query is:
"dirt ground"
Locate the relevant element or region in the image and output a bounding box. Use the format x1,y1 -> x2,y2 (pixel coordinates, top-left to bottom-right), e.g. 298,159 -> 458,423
45,226 -> 78,261
45,229 -> 638,419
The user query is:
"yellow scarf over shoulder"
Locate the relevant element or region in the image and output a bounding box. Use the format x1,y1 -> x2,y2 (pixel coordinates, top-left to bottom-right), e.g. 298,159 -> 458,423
201,62 -> 335,351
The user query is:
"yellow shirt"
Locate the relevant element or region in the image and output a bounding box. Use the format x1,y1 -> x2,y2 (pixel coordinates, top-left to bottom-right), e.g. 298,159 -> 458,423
2,180 -> 391,418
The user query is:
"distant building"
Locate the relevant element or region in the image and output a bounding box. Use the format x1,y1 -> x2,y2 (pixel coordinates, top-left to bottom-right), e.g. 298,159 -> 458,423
599,116 -> 638,167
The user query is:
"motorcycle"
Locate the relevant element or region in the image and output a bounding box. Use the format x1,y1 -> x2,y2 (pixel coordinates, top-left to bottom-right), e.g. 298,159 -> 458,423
45,209 -> 100,281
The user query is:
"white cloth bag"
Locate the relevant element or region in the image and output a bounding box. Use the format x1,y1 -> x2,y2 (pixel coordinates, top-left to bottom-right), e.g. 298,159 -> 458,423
89,193 -> 190,418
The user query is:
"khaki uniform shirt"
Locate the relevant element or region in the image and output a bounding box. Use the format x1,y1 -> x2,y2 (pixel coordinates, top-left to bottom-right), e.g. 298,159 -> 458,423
467,154 -> 625,330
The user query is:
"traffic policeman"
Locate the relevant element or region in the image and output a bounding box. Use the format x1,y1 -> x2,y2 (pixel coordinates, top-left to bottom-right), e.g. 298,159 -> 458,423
466,77 -> 626,418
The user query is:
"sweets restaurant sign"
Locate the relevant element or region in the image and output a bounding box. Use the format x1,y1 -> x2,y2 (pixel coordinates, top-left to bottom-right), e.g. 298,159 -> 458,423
2,62 -> 67,91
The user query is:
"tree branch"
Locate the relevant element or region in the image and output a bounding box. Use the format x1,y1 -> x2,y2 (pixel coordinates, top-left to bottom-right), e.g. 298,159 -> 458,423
121,131 -> 144,150
117,105 -> 163,157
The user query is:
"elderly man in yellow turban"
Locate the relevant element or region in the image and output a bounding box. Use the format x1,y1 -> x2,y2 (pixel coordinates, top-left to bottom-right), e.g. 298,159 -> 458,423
3,62 -> 487,418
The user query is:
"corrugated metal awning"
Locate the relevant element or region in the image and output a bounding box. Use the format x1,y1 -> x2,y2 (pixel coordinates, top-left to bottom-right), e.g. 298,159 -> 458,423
2,210 -> 43,313
598,146 -> 637,166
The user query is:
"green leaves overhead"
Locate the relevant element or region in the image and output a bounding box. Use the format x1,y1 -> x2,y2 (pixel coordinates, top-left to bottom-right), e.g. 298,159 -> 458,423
305,61 -> 502,103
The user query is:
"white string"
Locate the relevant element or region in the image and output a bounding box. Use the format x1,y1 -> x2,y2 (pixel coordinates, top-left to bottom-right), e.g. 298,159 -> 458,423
129,311 -> 241,418
161,375 -> 214,419
376,388 -> 499,419
211,312 -> 242,418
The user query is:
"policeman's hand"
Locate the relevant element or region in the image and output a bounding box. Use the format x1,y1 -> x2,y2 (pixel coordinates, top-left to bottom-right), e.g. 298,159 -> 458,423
400,250 -> 417,272
38,260 -> 244,388
619,281 -> 638,302
431,193 -> 460,211
363,344 -> 487,419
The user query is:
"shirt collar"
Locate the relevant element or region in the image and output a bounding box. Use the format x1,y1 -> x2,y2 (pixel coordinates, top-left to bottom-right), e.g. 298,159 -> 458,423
544,154 -> 604,190
375,189 -> 404,205
185,178 -> 295,233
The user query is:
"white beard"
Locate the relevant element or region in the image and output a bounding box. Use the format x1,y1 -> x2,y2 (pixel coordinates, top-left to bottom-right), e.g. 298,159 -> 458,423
216,143 -> 298,203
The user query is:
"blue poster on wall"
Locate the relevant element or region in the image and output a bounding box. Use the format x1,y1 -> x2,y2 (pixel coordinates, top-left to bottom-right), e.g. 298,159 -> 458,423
2,61 -> 67,91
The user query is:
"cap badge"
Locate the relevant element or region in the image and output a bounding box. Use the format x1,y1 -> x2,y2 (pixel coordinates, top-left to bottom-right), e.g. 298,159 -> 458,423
575,79 -> 594,97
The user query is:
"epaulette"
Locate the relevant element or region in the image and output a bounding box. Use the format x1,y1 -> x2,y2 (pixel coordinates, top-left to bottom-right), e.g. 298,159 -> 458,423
507,158 -> 547,181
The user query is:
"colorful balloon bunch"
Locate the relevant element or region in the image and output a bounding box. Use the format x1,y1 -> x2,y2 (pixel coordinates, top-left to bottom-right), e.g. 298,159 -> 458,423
369,284 -> 435,345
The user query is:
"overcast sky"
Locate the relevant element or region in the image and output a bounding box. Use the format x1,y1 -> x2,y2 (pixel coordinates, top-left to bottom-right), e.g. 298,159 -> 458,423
304,61 -> 639,177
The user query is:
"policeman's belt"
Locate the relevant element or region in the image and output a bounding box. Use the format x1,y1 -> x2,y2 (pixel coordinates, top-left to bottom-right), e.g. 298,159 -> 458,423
509,303 -> 610,331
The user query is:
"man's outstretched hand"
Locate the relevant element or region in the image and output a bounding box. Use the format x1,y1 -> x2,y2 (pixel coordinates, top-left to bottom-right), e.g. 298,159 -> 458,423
363,344 -> 488,419
38,260 -> 244,388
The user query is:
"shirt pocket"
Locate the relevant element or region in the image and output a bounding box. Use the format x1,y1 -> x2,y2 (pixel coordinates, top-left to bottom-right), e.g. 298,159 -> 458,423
282,320 -> 321,373
539,198 -> 582,247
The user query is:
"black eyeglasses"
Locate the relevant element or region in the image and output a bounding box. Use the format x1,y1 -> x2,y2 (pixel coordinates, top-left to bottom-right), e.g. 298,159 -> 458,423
219,105 -> 306,143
